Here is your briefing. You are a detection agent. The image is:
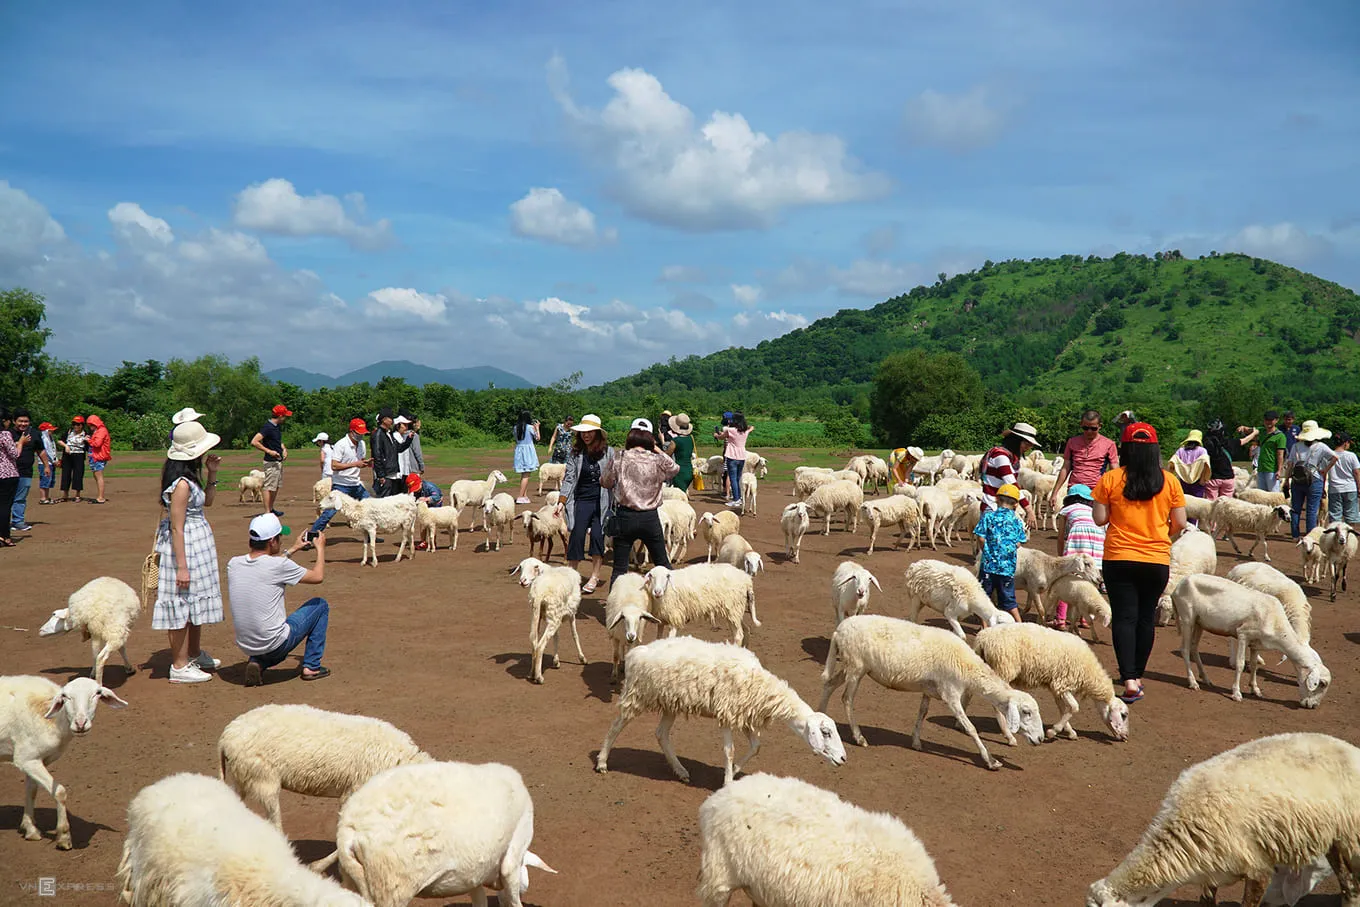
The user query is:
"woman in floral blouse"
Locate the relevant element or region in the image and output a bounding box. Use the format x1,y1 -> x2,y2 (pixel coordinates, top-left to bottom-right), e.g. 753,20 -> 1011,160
602,418 -> 679,588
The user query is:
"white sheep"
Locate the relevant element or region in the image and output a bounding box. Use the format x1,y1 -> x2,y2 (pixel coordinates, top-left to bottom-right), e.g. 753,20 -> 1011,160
1155,523 -> 1219,625
317,490 -> 418,566
334,761 -> 555,907
911,448 -> 955,484
238,473 -> 264,503
1171,574 -> 1331,708
641,563 -> 760,646
449,469 -> 509,530
544,490 -> 562,507
536,462 -> 565,495
38,576 -> 141,685
913,485 -> 955,550
521,502 -> 567,561
1047,574 -> 1112,642
604,573 -> 662,682
793,468 -> 861,501
902,559 -> 1015,638
595,636 -> 846,785
740,470 -> 759,514
830,561 -> 881,625
1235,487 -> 1288,507
974,623 -> 1130,742
941,490 -> 983,548
658,498 -> 697,563
819,615 -> 1043,770
860,494 -> 921,554
513,557 -> 587,685
746,451 -> 770,478
717,533 -> 764,576
116,773 -> 367,906
805,479 -> 864,535
1087,733 -> 1360,907
1225,562 -> 1312,654
1182,494 -> 1214,524
1,675 -> 127,850
1210,498 -> 1290,561
661,485 -> 689,502
780,501 -> 811,564
1017,469 -> 1064,530
1297,525 -> 1327,585
700,510 -> 742,562
312,476 -> 332,506
696,773 -> 959,907
482,492 -> 517,551
1319,521 -> 1357,601
416,499 -> 461,552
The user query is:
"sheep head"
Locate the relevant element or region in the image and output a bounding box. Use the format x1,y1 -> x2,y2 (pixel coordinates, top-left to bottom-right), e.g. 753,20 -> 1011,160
642,566 -> 674,598
1003,691 -> 1045,745
606,607 -> 661,644
1271,504 -> 1291,526
38,609 -> 75,637
44,677 -> 128,736
798,712 -> 847,767
1070,553 -> 1102,586
511,557 -> 549,586
1099,698 -> 1130,741
1297,656 -> 1331,709
743,552 -> 764,576
490,470 -> 508,484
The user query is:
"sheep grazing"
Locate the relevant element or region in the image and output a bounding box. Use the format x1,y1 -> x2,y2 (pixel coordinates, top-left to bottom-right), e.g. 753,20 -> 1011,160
1210,498 -> 1290,561
794,468 -> 860,501
513,557 -> 587,685
780,502 -> 812,564
116,773 -> 367,907
1,675 -> 128,850
697,773 -> 959,907
38,576 -> 141,685
1319,521 -> 1357,601
641,563 -> 760,646
318,490 -> 418,566
521,502 -> 567,561
700,510 -> 742,562
333,761 -> 555,907
902,559 -> 1015,638
1297,525 -> 1327,585
604,574 -> 662,682
1225,562 -> 1312,656
536,462 -> 565,495
974,623 -> 1129,742
1047,574 -> 1112,642
1235,486 -> 1288,507
845,454 -> 890,495
740,471 -> 759,514
819,615 -> 1043,770
595,636 -> 846,785
1087,733 -> 1360,907
805,480 -> 864,535
717,534 -> 765,576
1171,574 -> 1331,708
1154,523 -> 1219,624
449,469 -> 509,530
483,492 -> 517,551
860,494 -> 921,555
658,498 -> 697,563
416,500 -> 461,552
830,561 -> 881,625
238,473 -> 264,503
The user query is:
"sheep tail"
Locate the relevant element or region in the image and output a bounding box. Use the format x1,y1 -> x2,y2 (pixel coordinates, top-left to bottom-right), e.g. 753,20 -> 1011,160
524,850 -> 557,874
746,586 -> 761,628
310,848 -> 340,873
821,632 -> 840,684
218,745 -> 228,783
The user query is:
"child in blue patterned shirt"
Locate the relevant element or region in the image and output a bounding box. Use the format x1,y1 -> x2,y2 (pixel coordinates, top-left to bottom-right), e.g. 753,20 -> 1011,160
973,483 -> 1027,625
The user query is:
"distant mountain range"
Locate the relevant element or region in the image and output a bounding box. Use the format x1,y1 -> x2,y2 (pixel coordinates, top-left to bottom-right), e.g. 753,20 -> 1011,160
265,360 -> 534,391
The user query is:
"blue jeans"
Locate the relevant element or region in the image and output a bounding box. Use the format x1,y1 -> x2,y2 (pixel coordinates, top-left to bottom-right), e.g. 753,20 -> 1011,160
249,598 -> 328,671
311,483 -> 369,534
11,476 -> 32,526
981,572 -> 1019,614
1256,471 -> 1278,493
1290,476 -> 1324,537
725,458 -> 745,504
1328,489 -> 1360,524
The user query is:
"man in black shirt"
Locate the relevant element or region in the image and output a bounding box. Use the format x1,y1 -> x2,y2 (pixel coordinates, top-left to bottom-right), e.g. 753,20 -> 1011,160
369,407 -> 412,497
250,404 -> 291,516
10,409 -> 50,532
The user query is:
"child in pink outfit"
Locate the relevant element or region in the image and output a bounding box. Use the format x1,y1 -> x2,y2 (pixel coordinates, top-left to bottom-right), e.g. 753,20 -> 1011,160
1053,484 -> 1105,629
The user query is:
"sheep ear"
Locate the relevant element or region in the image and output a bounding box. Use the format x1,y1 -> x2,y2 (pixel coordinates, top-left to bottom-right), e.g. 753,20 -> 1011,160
1005,700 -> 1021,731
98,687 -> 129,709
43,692 -> 67,720
606,612 -> 624,630
508,563 -> 522,575
640,612 -> 662,624
869,574 -> 882,593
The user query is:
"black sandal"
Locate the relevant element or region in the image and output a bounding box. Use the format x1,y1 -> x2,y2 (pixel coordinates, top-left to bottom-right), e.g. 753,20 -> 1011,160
0,538 -> 15,548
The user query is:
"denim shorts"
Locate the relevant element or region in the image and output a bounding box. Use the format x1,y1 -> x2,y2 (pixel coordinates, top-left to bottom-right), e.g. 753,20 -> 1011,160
91,459 -> 106,472
981,572 -> 1018,612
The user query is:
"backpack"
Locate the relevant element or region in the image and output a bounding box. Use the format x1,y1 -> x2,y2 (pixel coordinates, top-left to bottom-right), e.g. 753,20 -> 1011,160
1290,459 -> 1316,484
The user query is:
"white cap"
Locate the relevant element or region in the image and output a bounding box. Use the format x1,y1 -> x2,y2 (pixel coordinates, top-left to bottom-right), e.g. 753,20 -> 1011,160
312,432 -> 329,443
249,512 -> 284,542
631,418 -> 653,433
393,415 -> 411,425
172,407 -> 205,424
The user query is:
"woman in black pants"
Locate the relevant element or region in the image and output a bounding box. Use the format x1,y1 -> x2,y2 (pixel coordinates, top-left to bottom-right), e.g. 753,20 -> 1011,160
560,414 -> 615,594
58,415 -> 87,502
1091,422 -> 1187,703
602,419 -> 680,587
0,408 -> 29,547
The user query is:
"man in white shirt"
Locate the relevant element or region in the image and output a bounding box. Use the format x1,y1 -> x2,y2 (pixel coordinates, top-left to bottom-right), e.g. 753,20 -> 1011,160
227,512 -> 330,685
307,418 -> 371,538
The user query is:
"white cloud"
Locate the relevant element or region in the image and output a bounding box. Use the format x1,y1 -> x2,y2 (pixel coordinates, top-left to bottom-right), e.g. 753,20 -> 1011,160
1225,223 -> 1332,264
658,264 -> 708,284
365,287 -> 448,322
509,187 -> 613,247
903,86 -> 1006,152
0,181 -> 66,266
828,259 -> 923,298
550,56 -> 891,231
731,283 -> 763,306
232,178 -> 393,249
109,201 -> 174,246
733,309 -> 809,331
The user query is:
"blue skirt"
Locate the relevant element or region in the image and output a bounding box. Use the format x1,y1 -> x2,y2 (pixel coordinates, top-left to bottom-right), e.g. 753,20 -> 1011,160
514,441 -> 540,474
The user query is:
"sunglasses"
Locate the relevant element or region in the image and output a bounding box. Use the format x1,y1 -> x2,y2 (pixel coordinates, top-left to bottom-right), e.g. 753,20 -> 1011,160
1081,425 -> 1101,431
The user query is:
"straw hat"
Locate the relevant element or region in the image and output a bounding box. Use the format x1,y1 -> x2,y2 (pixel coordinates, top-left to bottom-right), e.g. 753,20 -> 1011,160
572,414 -> 605,433
668,413 -> 693,436
172,407 -> 204,425
1183,429 -> 1203,445
167,421 -> 221,461
1297,420 -> 1332,442
1006,422 -> 1041,448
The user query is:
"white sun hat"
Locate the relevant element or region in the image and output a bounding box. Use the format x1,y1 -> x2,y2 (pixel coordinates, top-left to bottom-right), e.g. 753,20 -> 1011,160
171,407 -> 205,425
167,421 -> 221,461
572,414 -> 605,432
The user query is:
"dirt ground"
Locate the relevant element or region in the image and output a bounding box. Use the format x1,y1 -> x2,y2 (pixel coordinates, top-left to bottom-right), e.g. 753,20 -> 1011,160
1,448 -> 1356,906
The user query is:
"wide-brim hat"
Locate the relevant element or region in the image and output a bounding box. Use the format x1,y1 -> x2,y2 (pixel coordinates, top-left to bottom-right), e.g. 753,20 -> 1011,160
1183,429 -> 1203,445
572,414 -> 605,433
1298,420 -> 1332,442
167,421 -> 221,461
669,413 -> 693,436
172,407 -> 205,424
1006,422 -> 1041,448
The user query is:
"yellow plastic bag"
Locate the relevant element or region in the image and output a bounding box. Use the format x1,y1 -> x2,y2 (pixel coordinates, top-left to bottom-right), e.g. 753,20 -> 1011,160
694,473 -> 705,491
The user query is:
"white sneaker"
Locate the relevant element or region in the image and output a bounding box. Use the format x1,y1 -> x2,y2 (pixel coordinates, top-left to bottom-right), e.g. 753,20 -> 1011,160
515,497 -> 532,505
194,650 -> 222,670
169,663 -> 213,684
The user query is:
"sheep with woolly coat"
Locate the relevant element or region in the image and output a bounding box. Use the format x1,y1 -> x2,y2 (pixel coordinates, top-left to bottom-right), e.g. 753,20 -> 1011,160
781,501 -> 811,564
700,510 -> 741,562
717,533 -> 764,576
482,492 -> 517,551
1319,520 -> 1357,602
595,636 -> 846,785
317,490 -> 418,566
1210,498 -> 1290,561
521,501 -> 567,561
794,468 -> 861,501
604,574 -> 662,682
448,469 -> 508,530
805,479 -> 865,535
38,576 -> 141,685
913,485 -> 955,550
658,498 -> 697,563
697,773 -> 959,907
512,557 -> 587,684
641,563 -> 760,646
1225,562 -> 1312,660
902,559 -> 1015,638
416,499 -> 461,552
1297,525 -> 1327,584
536,462 -> 565,495
830,561 -> 882,625
1235,487 -> 1288,507
819,615 -> 1044,770
1047,574 -> 1112,642
740,470 -> 759,514
860,494 -> 921,554
238,473 -> 264,503
1155,524 -> 1218,625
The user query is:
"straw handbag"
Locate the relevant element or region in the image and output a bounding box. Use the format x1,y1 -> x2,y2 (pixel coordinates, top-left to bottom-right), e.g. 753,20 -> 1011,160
140,527 -> 162,611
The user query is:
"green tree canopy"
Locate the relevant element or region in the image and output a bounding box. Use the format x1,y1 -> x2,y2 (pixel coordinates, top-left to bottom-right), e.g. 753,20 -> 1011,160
870,350 -> 983,445
0,288 -> 52,404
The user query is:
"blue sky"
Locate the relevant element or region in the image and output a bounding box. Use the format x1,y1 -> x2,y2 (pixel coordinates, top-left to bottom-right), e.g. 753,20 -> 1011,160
2,0 -> 1357,385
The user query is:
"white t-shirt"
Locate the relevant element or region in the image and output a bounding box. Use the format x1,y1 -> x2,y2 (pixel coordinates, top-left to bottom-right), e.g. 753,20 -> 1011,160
1329,450 -> 1359,494
319,443 -> 334,478
331,435 -> 366,487
226,554 -> 307,655
397,429 -> 415,477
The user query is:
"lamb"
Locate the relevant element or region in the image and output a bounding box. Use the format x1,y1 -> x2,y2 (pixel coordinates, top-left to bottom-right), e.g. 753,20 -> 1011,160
1,675 -> 127,850
697,773 -> 959,907
902,559 -> 1015,638
740,470 -> 759,514
913,486 -> 955,550
831,561 -> 881,625
1210,498 -> 1290,561
1236,487 -> 1288,507
521,502 -> 567,561
700,510 -> 742,562
595,636 -> 845,785
641,563 -> 760,646
1047,574 -> 1112,642
974,623 -> 1130,742
38,576 -> 141,685
819,615 -> 1044,770
1297,525 -> 1327,584
1086,733 -> 1360,907
781,502 -> 811,564
717,534 -> 765,576
312,476 -> 332,506
1155,523 -> 1219,625
237,473 -> 264,503
333,761 -> 555,907
911,448 -> 956,485
416,500 -> 461,552
1171,574 -> 1331,708
794,468 -> 861,501
604,574 -> 662,682
116,773 -> 367,907
661,485 -> 689,502
1319,520 -> 1357,601
658,498 -> 697,563
449,469 -> 509,530
536,462 -> 565,495
317,490 -> 418,566
860,494 -> 921,554
481,492 -> 518,551
1012,549 -> 1102,623
512,557 -> 587,684
805,480 -> 864,535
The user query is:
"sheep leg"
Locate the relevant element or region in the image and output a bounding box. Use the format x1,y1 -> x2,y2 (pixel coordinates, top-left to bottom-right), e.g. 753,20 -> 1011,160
19,775 -> 41,840
946,615 -> 966,639
568,616 -> 587,665
867,523 -> 878,555
1048,691 -> 1080,740
551,625 -> 561,668
1181,624 -> 1202,689
1245,644 -> 1263,698
946,697 -> 1001,770
529,623 -> 553,684
654,713 -> 690,782
720,728 -> 736,785
92,639 -> 113,686
595,712 -> 635,773
18,759 -> 70,849
910,694 -> 932,751
1229,633 -> 1248,701
1326,841 -> 1358,903
1240,876 -> 1268,907
841,673 -> 868,747
823,511 -> 832,535
120,644 -> 137,676
1260,535 -> 1271,562
471,887 -> 490,907
993,705 -> 1018,746
732,731 -> 761,776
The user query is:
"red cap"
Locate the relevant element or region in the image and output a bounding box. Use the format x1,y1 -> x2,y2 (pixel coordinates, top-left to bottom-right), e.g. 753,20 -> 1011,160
72,415 -> 85,423
39,422 -> 56,431
348,418 -> 369,435
405,473 -> 422,493
1121,422 -> 1159,444
272,404 -> 293,418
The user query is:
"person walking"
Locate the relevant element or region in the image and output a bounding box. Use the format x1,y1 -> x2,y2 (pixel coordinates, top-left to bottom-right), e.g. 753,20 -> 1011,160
972,483 -> 1027,625
369,408 -> 411,497
665,413 -> 696,491
1283,420 -> 1333,538
1052,484 -> 1105,631
0,408 -> 28,548
57,415 -> 87,503
714,411 -> 753,509
1201,420 -> 1237,501
85,414 -> 111,503
1049,410 -> 1118,511
1168,430 -> 1211,500
1092,422 -> 1187,703
9,409 -> 50,531
561,414 -> 615,594
547,416 -> 575,465
250,404 -> 291,516
307,418 -> 371,538
982,422 -> 1040,514
1236,410 -> 1287,492
602,418 -> 679,587
512,410 -> 540,504
154,420 -> 226,684
1325,431 -> 1360,526
36,422 -> 58,505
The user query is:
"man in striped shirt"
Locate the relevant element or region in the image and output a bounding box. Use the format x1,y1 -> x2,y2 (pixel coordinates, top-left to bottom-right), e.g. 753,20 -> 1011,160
981,422 -> 1041,513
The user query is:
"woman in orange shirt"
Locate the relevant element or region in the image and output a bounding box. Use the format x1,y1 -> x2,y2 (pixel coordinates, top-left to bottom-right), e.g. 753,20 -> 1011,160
1092,423 -> 1187,703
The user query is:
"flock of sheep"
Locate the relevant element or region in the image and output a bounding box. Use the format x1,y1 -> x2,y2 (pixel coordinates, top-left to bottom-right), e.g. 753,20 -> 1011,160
3,442 -> 1358,906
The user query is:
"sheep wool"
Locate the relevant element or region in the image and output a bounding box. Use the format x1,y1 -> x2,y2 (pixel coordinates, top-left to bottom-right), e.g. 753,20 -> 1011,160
416,499 -> 462,552
700,510 -> 742,562
641,563 -> 760,647
317,490 -> 418,566
38,576 -> 141,686
781,502 -> 811,564
830,561 -> 882,625
1156,524 -> 1217,625
902,559 -> 1014,638
1209,498 -> 1290,562
804,480 -> 864,535
449,469 -> 508,530
604,573 -> 661,681
860,494 -> 921,554
514,557 -> 587,684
